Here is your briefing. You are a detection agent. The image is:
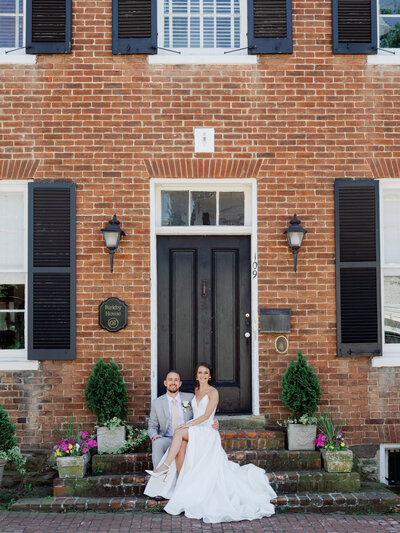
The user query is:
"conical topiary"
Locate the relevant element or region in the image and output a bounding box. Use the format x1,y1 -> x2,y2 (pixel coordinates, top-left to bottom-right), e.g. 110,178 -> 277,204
0,403 -> 18,453
85,358 -> 128,425
281,350 -> 321,419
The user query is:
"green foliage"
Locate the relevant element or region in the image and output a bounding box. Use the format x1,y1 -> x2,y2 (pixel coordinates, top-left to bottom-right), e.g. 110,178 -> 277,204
0,446 -> 26,474
114,427 -> 149,454
85,359 -> 128,425
54,419 -> 83,441
281,350 -> 321,419
0,404 -> 18,453
380,23 -> 400,48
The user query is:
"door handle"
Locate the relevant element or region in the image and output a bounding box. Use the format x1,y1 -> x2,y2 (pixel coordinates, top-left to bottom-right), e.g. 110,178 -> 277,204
202,280 -> 207,297
244,332 -> 251,339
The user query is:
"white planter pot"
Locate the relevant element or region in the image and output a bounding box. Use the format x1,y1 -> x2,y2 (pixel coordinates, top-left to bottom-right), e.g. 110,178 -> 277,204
97,425 -> 126,454
0,458 -> 7,487
287,423 -> 317,451
56,453 -> 90,479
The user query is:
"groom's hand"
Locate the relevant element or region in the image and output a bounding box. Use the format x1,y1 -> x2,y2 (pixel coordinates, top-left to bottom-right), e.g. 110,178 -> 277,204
151,434 -> 162,442
212,420 -> 219,431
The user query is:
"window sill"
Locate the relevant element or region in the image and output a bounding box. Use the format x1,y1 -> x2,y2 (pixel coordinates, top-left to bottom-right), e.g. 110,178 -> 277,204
371,355 -> 400,367
0,360 -> 39,371
367,55 -> 400,65
148,54 -> 257,65
0,54 -> 37,65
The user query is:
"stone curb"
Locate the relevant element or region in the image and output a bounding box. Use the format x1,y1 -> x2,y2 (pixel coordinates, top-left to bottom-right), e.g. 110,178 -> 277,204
10,490 -> 400,514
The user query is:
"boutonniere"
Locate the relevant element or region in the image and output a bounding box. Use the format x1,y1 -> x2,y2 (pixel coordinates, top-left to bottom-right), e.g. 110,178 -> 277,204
181,401 -> 191,409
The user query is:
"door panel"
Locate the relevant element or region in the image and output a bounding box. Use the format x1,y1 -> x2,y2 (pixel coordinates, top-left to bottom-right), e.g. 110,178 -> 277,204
157,236 -> 251,413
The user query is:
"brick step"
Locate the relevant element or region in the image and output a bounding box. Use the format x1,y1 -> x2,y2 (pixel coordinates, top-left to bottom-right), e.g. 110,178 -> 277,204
11,487 -> 400,514
92,448 -> 315,475
53,471 -> 360,498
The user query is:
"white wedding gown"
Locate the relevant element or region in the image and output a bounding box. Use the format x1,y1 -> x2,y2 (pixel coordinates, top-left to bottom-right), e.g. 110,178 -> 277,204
144,395 -> 276,523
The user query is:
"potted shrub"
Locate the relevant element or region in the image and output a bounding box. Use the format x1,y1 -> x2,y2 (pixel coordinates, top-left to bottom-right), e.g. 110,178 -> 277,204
314,412 -> 353,472
281,350 -> 321,451
54,430 -> 97,478
0,403 -> 26,487
85,358 -> 128,454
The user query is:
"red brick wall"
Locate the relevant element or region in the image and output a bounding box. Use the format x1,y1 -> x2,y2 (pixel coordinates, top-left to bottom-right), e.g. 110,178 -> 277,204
1,0 -> 400,449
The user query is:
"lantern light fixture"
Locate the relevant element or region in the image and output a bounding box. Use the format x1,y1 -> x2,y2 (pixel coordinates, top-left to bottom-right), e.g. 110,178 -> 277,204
101,214 -> 126,273
284,214 -> 307,272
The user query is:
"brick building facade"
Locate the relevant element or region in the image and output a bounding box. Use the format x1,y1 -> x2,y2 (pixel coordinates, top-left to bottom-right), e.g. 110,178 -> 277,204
1,0 -> 400,483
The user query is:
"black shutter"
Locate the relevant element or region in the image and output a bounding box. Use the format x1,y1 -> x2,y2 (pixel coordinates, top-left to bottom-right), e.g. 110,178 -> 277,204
112,0 -> 157,54
26,0 -> 71,54
335,180 -> 381,357
332,0 -> 377,54
28,183 -> 76,360
248,0 -> 292,54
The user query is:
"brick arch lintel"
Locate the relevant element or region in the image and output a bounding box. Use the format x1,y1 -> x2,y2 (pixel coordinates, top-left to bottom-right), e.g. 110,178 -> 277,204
367,158 -> 400,179
144,158 -> 262,179
0,159 -> 40,179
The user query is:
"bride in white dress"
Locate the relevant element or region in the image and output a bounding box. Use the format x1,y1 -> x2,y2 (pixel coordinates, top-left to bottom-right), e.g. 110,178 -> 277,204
144,363 -> 276,523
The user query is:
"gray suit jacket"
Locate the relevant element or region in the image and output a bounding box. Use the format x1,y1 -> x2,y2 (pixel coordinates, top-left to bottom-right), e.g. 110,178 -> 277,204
148,392 -> 194,440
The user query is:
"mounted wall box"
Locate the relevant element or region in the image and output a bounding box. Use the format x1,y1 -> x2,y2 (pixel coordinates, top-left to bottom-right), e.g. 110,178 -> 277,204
259,308 -> 291,333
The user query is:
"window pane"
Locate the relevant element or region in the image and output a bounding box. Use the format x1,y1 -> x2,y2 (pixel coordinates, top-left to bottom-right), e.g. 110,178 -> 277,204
0,311 -> 24,349
384,276 -> 400,343
172,0 -> 187,13
0,15 -> 15,47
383,190 -> 400,263
380,0 -> 400,14
216,0 -> 231,13
216,17 -> 231,48
0,284 -> 24,310
190,17 -> 200,47
161,191 -> 189,226
0,192 -> 24,270
0,1 -> 16,14
380,17 -> 400,48
204,17 -> 214,47
190,192 -> 216,225
219,192 -> 244,225
172,17 -> 188,47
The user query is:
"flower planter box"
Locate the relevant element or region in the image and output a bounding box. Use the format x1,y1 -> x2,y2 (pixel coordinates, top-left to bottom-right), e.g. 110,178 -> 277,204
97,425 -> 126,454
56,453 -> 90,479
287,423 -> 317,451
0,458 -> 7,487
322,449 -> 353,472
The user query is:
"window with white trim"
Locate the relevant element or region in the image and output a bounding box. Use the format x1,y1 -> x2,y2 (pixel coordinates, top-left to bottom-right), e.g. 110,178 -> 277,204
158,0 -> 247,54
0,0 -> 25,54
0,181 -> 28,362
381,181 -> 400,355
379,0 -> 400,53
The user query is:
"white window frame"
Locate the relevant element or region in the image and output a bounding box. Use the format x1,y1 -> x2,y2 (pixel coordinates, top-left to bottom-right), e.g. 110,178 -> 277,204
157,0 -> 248,55
373,179 -> 400,367
0,0 -> 36,64
0,180 -> 37,371
150,178 -> 259,414
368,1 -> 400,63
380,443 -> 400,484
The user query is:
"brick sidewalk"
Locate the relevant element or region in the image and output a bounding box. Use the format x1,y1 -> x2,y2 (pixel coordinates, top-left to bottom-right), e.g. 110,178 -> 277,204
1,512 -> 400,533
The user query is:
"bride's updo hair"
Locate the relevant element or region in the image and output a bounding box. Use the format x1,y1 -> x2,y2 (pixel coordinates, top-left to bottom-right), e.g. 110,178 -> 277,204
194,361 -> 213,388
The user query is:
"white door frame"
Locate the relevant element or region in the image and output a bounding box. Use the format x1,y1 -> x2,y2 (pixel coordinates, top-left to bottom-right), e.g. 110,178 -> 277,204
149,178 -> 259,414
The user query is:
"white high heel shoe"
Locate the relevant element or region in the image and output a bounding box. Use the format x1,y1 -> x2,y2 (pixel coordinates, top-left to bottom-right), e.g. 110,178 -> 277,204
145,462 -> 170,480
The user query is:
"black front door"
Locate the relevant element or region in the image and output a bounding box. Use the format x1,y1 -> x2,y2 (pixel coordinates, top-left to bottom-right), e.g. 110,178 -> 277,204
157,236 -> 252,413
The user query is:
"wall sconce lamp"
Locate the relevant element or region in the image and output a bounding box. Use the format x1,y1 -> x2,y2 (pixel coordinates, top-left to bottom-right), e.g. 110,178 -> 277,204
101,214 -> 126,273
284,214 -> 307,272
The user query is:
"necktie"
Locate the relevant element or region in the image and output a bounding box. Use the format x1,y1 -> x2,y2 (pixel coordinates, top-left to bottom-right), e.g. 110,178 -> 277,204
171,398 -> 178,432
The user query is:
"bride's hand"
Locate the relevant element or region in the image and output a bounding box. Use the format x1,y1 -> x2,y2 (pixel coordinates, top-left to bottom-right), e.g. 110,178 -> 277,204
177,423 -> 189,430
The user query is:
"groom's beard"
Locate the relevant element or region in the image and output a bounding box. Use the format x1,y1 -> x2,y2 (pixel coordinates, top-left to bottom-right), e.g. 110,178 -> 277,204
167,385 -> 179,394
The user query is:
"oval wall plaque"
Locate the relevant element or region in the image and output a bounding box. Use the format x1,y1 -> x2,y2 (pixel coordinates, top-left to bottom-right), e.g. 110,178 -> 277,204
99,297 -> 128,332
275,335 -> 289,354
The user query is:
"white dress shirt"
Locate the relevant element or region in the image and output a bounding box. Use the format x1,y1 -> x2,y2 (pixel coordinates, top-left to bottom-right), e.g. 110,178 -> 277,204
165,393 -> 185,437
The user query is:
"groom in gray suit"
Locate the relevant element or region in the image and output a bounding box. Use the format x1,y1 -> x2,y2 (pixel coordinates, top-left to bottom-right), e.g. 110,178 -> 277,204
148,370 -> 194,469
148,369 -> 219,469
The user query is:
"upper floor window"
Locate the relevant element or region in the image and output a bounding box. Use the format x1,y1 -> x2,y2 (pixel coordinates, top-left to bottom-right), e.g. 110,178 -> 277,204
379,0 -> 400,52
159,0 -> 246,54
0,0 -> 25,53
